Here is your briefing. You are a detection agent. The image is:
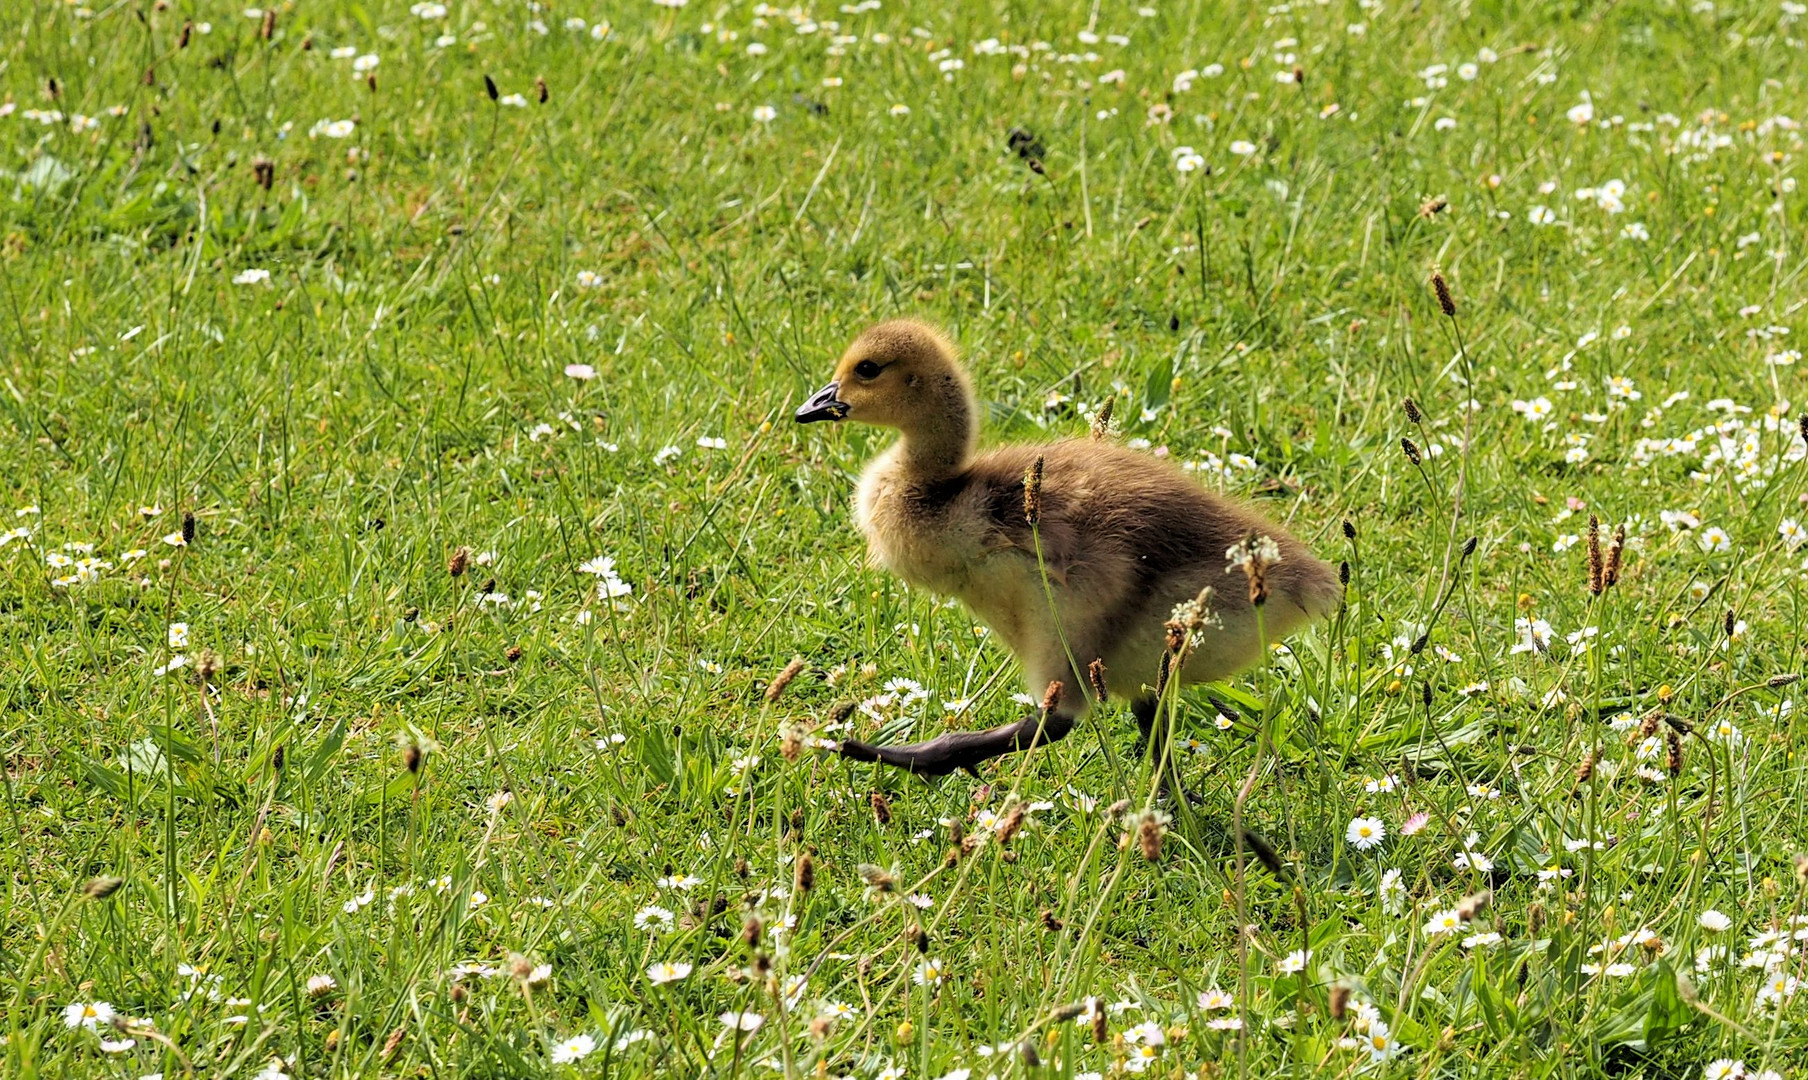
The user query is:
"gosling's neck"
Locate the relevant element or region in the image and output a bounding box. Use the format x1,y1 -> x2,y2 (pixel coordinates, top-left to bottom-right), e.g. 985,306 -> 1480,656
891,390 -> 977,483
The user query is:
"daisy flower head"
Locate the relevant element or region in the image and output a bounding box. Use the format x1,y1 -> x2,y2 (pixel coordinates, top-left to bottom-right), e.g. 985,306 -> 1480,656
719,1010 -> 764,1032
1366,1024 -> 1398,1062
550,1034 -> 596,1064
1379,868 -> 1407,914
62,1002 -> 115,1029
634,905 -> 674,932
646,960 -> 692,984
1345,816 -> 1386,850
1423,909 -> 1463,936
1120,1041 -> 1162,1072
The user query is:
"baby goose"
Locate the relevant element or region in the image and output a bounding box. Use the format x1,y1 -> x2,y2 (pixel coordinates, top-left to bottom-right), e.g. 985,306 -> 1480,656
796,320 -> 1342,777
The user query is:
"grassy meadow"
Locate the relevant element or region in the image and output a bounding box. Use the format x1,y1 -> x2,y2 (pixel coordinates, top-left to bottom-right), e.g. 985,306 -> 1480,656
6,0 -> 1808,1076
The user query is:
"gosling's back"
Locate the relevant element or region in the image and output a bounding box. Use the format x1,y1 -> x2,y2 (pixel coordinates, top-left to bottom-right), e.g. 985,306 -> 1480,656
858,437 -> 1341,704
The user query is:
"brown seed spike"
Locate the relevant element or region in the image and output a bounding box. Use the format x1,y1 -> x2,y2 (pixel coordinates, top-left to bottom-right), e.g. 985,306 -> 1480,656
1455,889 -> 1492,921
1604,524 -> 1625,588
1023,455 -> 1044,526
1576,751 -> 1595,783
1041,680 -> 1063,714
1089,397 -> 1115,440
1241,829 -> 1288,879
1431,270 -> 1457,317
483,74 -> 499,102
84,876 -> 124,900
1799,414 -> 1808,445
448,546 -> 470,577
794,852 -> 815,894
1401,437 -> 1421,466
535,76 -> 549,104
260,9 -> 276,40
1019,1040 -> 1041,1069
1343,519 -> 1357,540
1665,730 -> 1684,777
1586,515 -> 1604,596
765,657 -> 806,702
1725,608 -> 1737,637
996,800 -> 1026,845
1403,397 -> 1423,424
1329,984 -> 1350,1020
1137,812 -> 1163,862
179,20 -> 192,48
869,791 -> 891,825
181,510 -> 196,544
1086,658 -> 1109,703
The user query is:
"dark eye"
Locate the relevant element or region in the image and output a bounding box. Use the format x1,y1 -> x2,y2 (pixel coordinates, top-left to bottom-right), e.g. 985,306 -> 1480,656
854,360 -> 882,379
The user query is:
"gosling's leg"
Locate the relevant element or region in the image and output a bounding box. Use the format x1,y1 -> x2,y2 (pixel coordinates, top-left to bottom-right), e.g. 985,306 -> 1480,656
837,711 -> 1076,778
1132,695 -> 1159,756
1132,695 -> 1195,804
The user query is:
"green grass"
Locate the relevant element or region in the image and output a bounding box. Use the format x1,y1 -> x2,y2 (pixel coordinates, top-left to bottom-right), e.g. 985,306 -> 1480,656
3,0 -> 1808,1076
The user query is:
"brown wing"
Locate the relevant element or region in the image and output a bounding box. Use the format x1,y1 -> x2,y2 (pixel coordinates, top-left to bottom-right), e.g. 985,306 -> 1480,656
964,440 -> 1335,619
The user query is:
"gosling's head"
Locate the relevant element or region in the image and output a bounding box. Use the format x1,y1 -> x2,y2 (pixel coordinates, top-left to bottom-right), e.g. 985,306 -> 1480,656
795,320 -> 972,431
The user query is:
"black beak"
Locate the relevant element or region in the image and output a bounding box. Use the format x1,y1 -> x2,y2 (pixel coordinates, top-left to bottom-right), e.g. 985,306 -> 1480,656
795,381 -> 850,424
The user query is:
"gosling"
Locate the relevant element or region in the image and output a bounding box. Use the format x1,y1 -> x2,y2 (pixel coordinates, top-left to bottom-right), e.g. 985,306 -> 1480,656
795,320 -> 1342,777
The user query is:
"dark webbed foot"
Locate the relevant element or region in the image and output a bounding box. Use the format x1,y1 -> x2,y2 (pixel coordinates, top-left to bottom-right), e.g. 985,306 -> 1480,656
838,712 -> 1076,777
